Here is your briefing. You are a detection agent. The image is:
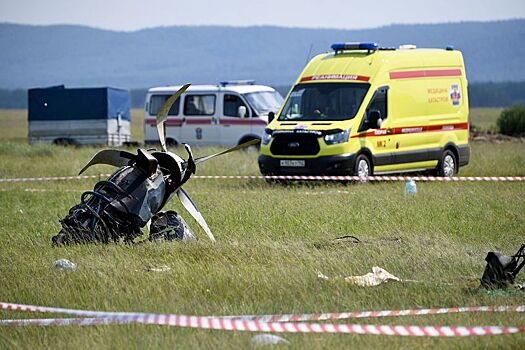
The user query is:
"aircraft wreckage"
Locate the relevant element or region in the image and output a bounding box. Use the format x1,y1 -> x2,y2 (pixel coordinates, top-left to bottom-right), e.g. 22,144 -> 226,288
53,83 -> 258,245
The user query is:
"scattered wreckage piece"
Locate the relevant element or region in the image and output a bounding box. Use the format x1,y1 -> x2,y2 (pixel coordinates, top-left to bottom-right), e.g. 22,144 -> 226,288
481,244 -> 525,290
52,83 -> 259,246
317,266 -> 402,287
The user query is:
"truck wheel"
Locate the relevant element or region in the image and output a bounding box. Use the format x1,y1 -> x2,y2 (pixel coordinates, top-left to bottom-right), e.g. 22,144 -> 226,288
354,154 -> 372,177
437,149 -> 457,177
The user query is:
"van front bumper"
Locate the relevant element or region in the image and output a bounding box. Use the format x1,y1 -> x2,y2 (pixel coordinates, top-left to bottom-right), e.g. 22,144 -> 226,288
258,154 -> 356,175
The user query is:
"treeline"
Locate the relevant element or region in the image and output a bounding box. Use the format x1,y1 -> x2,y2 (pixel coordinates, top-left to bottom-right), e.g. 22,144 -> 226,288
3,21 -> 525,87
1,82 -> 524,109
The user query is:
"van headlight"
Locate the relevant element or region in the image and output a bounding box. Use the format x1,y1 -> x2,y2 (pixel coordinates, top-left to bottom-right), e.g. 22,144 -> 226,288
262,129 -> 272,145
324,129 -> 350,145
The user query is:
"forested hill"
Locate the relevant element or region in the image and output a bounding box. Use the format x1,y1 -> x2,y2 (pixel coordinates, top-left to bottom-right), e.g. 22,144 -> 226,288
0,19 -> 524,89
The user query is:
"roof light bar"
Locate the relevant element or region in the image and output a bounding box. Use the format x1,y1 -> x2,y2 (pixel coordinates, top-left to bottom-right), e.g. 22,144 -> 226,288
219,80 -> 255,87
331,42 -> 379,52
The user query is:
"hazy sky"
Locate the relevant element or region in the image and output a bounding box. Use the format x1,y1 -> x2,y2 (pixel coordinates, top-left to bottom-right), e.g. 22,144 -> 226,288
1,0 -> 524,31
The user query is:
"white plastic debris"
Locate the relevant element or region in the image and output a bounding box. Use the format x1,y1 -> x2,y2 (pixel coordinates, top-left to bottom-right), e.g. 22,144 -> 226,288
251,334 -> 290,346
52,259 -> 76,271
404,178 -> 417,196
317,266 -> 401,287
146,265 -> 171,272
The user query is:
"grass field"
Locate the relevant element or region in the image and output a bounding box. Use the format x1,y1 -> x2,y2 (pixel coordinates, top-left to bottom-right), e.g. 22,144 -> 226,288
0,109 -> 524,349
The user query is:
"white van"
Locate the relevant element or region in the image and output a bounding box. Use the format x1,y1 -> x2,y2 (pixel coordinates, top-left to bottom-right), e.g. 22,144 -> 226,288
144,81 -> 283,146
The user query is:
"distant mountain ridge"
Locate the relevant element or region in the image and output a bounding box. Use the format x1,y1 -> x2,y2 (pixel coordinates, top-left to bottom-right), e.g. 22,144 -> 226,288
0,20 -> 524,89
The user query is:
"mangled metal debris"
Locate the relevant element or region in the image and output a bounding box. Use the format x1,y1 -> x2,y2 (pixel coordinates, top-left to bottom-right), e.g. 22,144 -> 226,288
480,244 -> 525,289
52,83 -> 258,246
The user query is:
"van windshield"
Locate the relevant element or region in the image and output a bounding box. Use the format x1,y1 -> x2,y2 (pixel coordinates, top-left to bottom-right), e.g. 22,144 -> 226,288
243,91 -> 283,116
278,83 -> 370,121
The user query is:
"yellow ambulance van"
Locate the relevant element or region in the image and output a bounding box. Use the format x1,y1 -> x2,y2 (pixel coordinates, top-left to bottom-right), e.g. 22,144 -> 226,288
258,42 -> 470,177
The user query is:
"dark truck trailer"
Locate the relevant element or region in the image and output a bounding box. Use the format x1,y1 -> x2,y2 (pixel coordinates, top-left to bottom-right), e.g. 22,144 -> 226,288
28,85 -> 131,146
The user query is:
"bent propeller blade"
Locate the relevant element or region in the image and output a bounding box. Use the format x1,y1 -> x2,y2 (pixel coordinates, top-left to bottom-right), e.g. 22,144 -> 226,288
193,139 -> 260,165
176,187 -> 216,241
157,83 -> 191,152
78,150 -> 135,175
180,143 -> 196,184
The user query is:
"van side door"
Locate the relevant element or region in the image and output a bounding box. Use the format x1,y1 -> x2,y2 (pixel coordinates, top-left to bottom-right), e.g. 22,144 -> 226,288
358,86 -> 395,170
219,93 -> 252,147
180,93 -> 219,145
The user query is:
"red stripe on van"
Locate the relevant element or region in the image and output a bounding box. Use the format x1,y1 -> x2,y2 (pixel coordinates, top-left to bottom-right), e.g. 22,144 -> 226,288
351,122 -> 468,138
220,119 -> 267,126
145,118 -> 183,126
389,69 -> 462,80
186,118 -> 213,125
300,74 -> 370,82
145,118 -> 266,126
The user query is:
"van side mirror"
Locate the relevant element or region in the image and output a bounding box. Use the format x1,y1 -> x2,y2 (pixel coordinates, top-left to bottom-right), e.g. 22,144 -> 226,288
238,106 -> 247,118
268,111 -> 275,124
366,109 -> 382,129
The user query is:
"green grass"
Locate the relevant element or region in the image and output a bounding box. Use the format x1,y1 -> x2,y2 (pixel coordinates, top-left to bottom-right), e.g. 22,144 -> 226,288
0,107 -> 523,348
0,109 -> 27,142
0,139 -> 524,349
470,108 -> 503,133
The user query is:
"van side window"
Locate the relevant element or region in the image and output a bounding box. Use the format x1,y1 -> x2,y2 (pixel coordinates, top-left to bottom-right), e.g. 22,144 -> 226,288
149,95 -> 179,116
358,86 -> 388,132
184,95 -> 216,116
367,87 -> 388,121
224,94 -> 248,117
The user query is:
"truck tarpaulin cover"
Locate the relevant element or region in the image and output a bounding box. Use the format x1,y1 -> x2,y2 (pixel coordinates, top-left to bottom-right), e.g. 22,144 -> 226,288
28,85 -> 131,121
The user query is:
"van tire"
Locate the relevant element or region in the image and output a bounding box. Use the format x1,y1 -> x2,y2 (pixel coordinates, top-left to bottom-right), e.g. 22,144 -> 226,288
53,138 -> 78,146
166,138 -> 178,147
354,154 -> 372,177
436,149 -> 457,177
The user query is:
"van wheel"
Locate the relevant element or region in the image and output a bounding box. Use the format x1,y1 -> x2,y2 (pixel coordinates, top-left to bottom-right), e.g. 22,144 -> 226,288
437,150 -> 457,177
354,154 -> 372,177
53,138 -> 77,146
166,138 -> 178,147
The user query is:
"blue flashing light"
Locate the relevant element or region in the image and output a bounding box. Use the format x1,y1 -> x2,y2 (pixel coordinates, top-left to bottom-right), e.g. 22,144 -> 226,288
219,80 -> 255,87
331,42 -> 379,52
446,45 -> 455,51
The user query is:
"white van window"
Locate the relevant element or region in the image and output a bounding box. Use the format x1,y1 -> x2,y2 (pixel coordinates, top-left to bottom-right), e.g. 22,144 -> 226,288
149,95 -> 180,116
244,91 -> 283,116
184,95 -> 216,116
224,94 -> 248,117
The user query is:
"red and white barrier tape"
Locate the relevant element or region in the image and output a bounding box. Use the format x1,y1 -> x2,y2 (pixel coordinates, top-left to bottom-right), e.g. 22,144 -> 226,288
1,316 -> 524,336
1,302 -> 524,336
221,305 -> 525,323
194,175 -> 525,182
0,175 -> 524,183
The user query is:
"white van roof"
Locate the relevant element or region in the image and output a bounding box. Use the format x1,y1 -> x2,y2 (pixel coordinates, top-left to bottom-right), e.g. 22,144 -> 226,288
148,84 -> 276,94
